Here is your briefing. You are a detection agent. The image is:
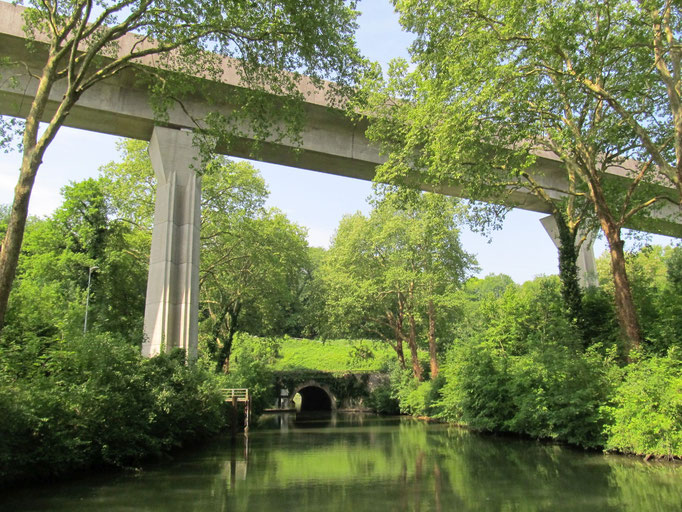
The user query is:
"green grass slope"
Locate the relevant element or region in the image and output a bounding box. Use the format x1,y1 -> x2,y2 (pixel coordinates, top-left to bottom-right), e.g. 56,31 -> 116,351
273,338 -> 394,373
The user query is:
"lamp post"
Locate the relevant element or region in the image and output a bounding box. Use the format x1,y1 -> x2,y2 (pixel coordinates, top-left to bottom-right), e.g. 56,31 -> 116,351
83,266 -> 99,334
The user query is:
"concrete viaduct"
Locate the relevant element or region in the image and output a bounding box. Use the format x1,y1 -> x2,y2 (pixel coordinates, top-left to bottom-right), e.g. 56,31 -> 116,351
1,1 -> 680,359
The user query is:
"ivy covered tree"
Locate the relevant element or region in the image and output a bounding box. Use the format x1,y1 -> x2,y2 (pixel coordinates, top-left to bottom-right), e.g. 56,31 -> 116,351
0,0 -> 363,330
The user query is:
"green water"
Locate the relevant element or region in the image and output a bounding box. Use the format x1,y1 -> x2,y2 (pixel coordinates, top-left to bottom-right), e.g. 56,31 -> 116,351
3,413 -> 681,511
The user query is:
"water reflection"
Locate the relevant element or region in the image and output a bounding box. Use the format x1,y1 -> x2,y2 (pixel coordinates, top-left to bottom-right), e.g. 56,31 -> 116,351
293,410 -> 334,429
2,414 -> 680,512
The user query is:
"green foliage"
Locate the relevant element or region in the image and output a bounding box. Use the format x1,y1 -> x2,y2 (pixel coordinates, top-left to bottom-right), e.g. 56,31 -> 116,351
437,339 -> 620,448
596,245 -> 682,354
605,351 -> 682,459
2,177 -> 149,342
0,333 -> 227,486
505,346 -> 618,448
218,332 -> 279,414
437,341 -> 515,431
390,366 -> 445,417
381,251 -> 681,455
361,0 -> 678,356
0,0 -> 363,347
272,337 -> 394,373
366,382 -> 400,415
428,274 -> 622,448
100,139 -> 314,370
322,191 -> 476,379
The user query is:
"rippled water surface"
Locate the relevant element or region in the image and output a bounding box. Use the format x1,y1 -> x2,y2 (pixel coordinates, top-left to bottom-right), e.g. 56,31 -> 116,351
3,413 -> 681,511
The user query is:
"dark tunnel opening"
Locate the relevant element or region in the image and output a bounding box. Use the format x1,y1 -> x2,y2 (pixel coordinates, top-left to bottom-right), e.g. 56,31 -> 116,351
298,386 -> 333,412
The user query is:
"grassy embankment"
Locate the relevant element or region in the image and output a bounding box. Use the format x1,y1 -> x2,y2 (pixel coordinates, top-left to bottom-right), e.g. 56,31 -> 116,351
271,337 -> 397,373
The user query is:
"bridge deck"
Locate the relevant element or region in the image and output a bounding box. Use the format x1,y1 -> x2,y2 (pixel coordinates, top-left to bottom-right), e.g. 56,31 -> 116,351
1,1 -> 680,237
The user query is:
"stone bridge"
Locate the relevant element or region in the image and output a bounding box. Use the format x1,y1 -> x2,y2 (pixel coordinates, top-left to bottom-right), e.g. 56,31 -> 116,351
273,371 -> 387,412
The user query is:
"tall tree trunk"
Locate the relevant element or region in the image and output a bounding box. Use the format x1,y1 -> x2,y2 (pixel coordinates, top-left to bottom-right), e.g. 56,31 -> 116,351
427,300 -> 438,378
393,299 -> 407,370
0,155 -> 38,328
394,334 -> 406,370
0,55 -> 65,330
601,220 -> 642,356
407,313 -> 423,381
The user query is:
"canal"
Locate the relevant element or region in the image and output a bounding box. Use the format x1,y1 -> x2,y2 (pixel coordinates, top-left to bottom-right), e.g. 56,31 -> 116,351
2,413 -> 681,511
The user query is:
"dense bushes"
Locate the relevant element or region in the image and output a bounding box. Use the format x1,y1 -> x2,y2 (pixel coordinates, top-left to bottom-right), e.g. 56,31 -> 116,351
605,350 -> 682,459
385,268 -> 682,458
435,342 -> 618,448
0,333 -> 228,486
216,332 -> 278,414
366,382 -> 400,414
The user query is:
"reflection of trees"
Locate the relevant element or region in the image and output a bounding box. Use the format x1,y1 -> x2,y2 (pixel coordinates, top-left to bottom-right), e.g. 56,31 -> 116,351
606,459 -> 682,509
7,415 -> 682,511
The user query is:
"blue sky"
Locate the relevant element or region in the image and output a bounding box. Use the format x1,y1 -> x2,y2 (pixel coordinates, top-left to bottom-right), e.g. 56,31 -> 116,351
0,1 -> 677,283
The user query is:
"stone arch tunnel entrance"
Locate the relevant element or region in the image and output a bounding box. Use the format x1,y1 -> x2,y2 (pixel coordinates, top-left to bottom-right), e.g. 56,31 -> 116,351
290,381 -> 336,412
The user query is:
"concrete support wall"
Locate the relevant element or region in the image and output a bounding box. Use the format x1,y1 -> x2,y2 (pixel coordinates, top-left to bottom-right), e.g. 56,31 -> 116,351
142,126 -> 202,361
540,215 -> 598,288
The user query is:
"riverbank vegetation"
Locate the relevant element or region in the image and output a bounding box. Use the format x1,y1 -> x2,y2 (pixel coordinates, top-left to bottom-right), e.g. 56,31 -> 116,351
1,138 -> 681,487
351,0 -> 682,460
0,334 -> 228,485
383,257 -> 682,459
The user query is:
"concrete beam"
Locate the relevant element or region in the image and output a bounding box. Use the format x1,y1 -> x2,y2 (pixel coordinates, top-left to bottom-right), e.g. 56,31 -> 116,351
0,0 -> 680,237
142,127 -> 201,360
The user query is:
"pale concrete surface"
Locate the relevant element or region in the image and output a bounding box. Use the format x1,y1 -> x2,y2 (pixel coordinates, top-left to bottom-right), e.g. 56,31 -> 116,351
142,127 -> 201,361
0,0 -> 679,235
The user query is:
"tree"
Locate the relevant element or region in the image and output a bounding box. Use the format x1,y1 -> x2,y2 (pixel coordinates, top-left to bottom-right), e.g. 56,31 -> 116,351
596,244 -> 682,355
560,1 -> 682,211
361,0 -> 681,355
323,191 -> 475,380
280,246 -> 328,339
0,0 -> 362,329
1,178 -> 149,343
100,139 -> 310,371
201,204 -> 309,373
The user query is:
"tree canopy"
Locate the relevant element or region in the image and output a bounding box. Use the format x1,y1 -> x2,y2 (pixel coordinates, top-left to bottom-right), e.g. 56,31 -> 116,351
99,140 -> 311,371
323,191 -> 476,380
360,0 -> 682,355
0,0 -> 363,329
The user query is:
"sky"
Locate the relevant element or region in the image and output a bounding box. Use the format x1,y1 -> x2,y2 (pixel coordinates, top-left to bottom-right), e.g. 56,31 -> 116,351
0,1 -> 678,283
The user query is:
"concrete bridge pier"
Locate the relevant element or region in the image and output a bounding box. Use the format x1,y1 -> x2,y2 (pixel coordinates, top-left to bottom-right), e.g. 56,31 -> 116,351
142,126 -> 202,361
540,215 -> 598,288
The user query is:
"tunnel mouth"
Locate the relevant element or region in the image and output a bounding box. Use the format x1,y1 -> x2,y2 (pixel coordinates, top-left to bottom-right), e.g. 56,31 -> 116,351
297,385 -> 333,412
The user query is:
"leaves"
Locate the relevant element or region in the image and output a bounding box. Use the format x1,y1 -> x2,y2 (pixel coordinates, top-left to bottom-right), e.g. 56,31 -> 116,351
323,191 -> 476,373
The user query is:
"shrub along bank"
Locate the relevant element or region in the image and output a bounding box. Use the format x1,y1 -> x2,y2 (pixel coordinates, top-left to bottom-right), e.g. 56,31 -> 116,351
377,273 -> 682,459
0,333 -> 230,487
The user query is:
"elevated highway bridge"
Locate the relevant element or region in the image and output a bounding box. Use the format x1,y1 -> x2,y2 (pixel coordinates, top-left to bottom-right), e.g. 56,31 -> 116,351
1,1 -> 680,358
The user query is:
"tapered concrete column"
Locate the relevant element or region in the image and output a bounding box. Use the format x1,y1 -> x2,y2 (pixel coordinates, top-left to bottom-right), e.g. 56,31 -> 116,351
142,126 -> 202,361
540,215 -> 598,288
